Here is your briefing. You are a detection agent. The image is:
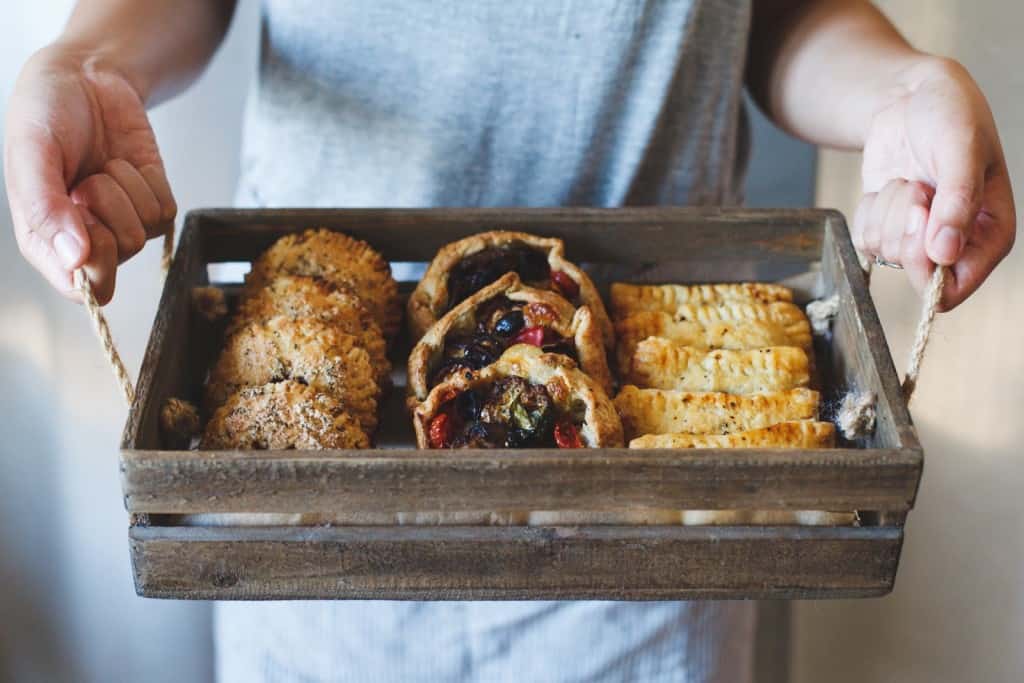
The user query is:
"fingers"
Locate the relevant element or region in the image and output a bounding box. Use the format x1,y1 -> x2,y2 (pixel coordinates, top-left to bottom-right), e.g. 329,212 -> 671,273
852,179 -> 934,266
69,159 -> 176,263
925,133 -> 987,266
5,124 -> 91,292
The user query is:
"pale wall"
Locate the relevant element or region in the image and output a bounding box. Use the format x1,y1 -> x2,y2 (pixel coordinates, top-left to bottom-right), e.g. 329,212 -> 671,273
794,2 -> 1024,682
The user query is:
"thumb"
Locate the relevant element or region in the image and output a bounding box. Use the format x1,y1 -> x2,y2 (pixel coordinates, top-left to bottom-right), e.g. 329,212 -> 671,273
5,124 -> 91,290
925,138 -> 986,266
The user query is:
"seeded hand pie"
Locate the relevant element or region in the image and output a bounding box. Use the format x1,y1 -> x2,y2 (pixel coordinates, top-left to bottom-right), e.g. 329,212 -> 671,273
413,344 -> 623,449
205,315 -> 380,433
201,380 -> 369,450
243,228 -> 402,339
407,272 -> 612,402
407,230 -> 613,346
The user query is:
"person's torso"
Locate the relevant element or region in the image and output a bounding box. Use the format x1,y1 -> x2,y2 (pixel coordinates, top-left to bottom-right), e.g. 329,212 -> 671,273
225,4 -> 757,681
237,0 -> 752,208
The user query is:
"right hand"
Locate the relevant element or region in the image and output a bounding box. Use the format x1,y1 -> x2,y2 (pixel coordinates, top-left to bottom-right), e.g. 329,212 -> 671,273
4,43 -> 176,305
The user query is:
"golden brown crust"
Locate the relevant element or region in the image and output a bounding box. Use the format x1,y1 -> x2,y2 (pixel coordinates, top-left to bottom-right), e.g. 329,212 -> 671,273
407,272 -> 613,401
614,311 -> 812,375
406,230 -> 613,346
244,228 -> 402,338
614,386 -> 820,440
413,344 -> 623,449
205,316 -> 380,433
629,421 -> 835,449
627,339 -> 810,394
610,282 -> 793,320
230,275 -> 391,385
201,381 -> 370,449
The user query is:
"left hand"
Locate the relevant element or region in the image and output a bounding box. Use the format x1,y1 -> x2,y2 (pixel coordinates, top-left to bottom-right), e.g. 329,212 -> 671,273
853,57 -> 1016,310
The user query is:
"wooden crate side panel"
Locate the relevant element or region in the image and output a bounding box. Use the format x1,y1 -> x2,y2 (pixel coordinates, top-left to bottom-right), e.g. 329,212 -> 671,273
130,524 -> 901,601
121,447 -> 920,514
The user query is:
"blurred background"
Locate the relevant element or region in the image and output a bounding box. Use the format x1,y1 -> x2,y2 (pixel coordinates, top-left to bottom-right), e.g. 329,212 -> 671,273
0,2 -> 1020,682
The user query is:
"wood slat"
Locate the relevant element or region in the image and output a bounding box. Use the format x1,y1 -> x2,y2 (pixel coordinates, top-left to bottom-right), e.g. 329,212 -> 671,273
122,447 -> 922,514
130,524 -> 902,600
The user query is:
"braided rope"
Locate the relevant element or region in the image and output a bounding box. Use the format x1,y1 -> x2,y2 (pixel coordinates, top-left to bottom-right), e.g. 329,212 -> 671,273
901,265 -> 947,403
76,223 -> 175,406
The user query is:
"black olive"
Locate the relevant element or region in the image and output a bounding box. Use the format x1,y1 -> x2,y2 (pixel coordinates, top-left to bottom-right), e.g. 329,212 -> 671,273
505,427 -> 534,448
456,391 -> 483,421
494,310 -> 525,337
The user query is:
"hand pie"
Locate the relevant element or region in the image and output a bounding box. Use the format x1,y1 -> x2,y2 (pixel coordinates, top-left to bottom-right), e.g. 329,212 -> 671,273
629,421 -> 835,448
243,228 -> 402,339
627,338 -> 809,394
407,272 -> 613,402
614,310 -> 812,375
407,230 -> 613,346
413,344 -> 623,449
231,275 -> 390,385
201,380 -> 369,449
614,386 -> 820,439
610,282 -> 793,319
205,316 -> 380,433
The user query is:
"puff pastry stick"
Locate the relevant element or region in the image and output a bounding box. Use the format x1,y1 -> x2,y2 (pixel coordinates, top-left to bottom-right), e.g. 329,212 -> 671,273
629,421 -> 835,449
610,282 -> 792,319
614,311 -> 812,373
627,339 -> 810,394
614,386 -> 820,439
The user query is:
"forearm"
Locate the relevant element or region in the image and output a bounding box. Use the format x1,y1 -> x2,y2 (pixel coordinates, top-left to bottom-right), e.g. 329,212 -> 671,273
747,0 -> 931,150
55,0 -> 238,104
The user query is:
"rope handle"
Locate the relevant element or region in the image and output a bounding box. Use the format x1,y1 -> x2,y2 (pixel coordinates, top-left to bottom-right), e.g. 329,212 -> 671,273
807,262 -> 948,439
75,224 -> 175,407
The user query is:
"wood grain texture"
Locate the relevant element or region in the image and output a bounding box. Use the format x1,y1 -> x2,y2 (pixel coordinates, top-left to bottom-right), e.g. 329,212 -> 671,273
122,447 -> 921,513
118,207 -> 923,600
129,524 -> 902,600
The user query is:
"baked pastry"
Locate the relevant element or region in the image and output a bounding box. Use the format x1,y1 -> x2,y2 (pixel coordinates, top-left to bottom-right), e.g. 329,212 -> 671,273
629,421 -> 835,448
407,272 -> 613,401
614,310 -> 812,374
413,344 -> 623,449
244,228 -> 402,338
201,380 -> 369,449
407,230 -> 613,346
627,338 -> 809,394
614,386 -> 820,439
610,282 -> 793,319
205,316 -> 380,433
230,275 -> 390,385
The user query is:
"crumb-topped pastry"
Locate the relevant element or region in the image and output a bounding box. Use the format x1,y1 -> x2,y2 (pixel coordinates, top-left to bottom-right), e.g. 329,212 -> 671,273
407,230 -> 612,346
413,344 -> 622,449
202,380 -> 369,449
407,272 -> 612,401
205,315 -> 380,433
244,228 -> 402,339
230,274 -> 390,385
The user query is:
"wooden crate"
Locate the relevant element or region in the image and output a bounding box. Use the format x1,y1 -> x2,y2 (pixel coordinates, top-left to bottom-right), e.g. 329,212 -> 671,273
121,208 -> 922,600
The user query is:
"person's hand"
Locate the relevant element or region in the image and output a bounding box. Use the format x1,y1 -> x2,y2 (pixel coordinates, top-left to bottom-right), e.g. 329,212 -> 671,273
4,43 -> 176,305
853,57 -> 1015,310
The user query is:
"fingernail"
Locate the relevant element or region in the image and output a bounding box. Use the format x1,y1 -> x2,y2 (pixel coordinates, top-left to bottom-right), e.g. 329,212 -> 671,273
931,226 -> 966,263
53,231 -> 84,269
905,210 -> 925,236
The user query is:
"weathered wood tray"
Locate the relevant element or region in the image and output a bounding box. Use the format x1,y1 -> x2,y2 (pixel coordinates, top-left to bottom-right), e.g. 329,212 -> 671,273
121,208 -> 922,600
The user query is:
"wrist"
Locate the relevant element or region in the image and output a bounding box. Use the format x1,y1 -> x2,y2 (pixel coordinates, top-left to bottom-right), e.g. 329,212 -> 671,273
43,38 -> 153,104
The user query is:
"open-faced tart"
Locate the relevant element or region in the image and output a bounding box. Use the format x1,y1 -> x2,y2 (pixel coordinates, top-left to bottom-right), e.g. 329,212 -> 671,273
407,230 -> 613,346
413,344 -> 623,449
407,272 -> 612,402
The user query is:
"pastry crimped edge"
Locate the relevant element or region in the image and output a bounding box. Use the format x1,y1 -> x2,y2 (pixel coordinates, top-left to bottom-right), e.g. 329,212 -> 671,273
407,272 -> 613,402
629,421 -> 835,449
412,344 -> 624,449
614,386 -> 820,440
406,230 -> 613,347
610,282 -> 794,319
